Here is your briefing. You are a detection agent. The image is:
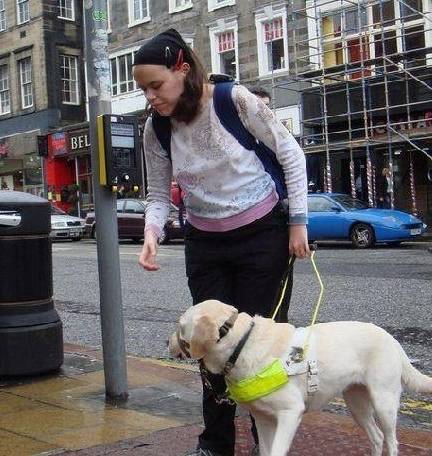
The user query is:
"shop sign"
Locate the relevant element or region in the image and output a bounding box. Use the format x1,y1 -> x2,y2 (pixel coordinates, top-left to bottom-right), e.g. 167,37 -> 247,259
50,132 -> 68,157
372,111 -> 432,138
69,130 -> 90,154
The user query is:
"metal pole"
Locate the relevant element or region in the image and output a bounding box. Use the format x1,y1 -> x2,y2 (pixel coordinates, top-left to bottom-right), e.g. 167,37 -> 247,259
74,156 -> 81,218
40,152 -> 48,199
315,6 -> 332,192
83,0 -> 128,401
378,0 -> 395,209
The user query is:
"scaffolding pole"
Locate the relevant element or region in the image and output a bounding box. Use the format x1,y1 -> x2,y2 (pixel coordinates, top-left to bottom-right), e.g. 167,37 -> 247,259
282,0 -> 432,214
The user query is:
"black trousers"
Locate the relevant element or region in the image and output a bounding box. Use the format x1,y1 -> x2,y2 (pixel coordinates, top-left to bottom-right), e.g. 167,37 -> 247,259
184,204 -> 293,456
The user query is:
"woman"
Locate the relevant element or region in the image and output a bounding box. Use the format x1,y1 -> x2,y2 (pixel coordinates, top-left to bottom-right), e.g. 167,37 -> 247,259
133,29 -> 309,456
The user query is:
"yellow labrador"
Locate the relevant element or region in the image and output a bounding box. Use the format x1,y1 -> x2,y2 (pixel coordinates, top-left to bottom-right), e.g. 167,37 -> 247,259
169,299 -> 432,456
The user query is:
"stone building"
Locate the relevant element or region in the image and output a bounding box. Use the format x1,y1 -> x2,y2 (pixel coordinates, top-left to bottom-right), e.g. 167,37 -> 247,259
1,0 -> 305,214
107,0 -> 303,134
0,0 -> 86,198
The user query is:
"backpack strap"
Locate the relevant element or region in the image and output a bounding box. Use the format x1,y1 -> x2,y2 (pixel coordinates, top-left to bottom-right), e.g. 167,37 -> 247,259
151,113 -> 172,161
213,82 -> 256,151
213,82 -> 287,200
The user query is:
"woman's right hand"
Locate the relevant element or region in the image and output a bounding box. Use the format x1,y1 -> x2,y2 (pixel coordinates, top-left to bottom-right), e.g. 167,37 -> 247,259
139,231 -> 160,271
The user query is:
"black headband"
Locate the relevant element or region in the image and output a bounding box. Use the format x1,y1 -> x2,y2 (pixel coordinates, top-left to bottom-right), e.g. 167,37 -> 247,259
133,28 -> 189,68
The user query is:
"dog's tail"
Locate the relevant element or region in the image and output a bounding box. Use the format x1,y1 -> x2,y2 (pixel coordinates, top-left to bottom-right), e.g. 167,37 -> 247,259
399,345 -> 432,393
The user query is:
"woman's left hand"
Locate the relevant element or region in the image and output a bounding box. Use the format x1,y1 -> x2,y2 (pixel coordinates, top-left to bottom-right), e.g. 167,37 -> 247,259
289,225 -> 310,259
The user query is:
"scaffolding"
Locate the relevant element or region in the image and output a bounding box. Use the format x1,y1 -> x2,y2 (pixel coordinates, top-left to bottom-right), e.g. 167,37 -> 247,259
276,0 -> 432,214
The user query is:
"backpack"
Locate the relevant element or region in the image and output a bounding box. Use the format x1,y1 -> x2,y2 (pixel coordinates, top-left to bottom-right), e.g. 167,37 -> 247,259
151,78 -> 287,200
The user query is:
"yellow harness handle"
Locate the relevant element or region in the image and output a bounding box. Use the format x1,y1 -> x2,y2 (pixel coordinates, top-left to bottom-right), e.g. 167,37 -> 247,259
270,255 -> 295,321
270,249 -> 325,358
303,251 -> 324,356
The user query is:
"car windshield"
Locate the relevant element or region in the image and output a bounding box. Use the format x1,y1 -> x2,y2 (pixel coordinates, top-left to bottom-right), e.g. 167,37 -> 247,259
51,205 -> 67,215
331,194 -> 368,210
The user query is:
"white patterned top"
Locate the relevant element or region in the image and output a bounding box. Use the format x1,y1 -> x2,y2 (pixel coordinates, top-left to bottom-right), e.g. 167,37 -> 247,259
143,84 -> 308,237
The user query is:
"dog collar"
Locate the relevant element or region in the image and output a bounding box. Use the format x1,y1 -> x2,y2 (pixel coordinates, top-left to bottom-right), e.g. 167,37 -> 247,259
223,321 -> 255,376
218,319 -> 233,340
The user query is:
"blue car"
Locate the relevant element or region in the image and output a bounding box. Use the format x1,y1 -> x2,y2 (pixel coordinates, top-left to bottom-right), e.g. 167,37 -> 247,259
307,193 -> 427,248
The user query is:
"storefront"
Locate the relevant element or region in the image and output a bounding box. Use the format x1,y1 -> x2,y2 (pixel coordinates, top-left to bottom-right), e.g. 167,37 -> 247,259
301,66 -> 432,225
46,125 -> 93,218
45,122 -> 146,217
305,134 -> 432,225
0,131 -> 44,196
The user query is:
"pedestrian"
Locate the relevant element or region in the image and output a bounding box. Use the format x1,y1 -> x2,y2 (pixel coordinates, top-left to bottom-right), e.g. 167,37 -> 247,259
133,28 -> 309,456
1,177 -> 9,190
382,167 -> 392,208
355,174 -> 363,200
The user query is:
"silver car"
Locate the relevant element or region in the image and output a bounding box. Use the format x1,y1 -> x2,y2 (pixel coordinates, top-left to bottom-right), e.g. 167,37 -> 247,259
50,206 -> 85,241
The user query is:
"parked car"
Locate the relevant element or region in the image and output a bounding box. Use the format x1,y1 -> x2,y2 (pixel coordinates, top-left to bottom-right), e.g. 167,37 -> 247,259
50,205 -> 85,241
0,201 -> 85,241
84,198 -> 184,244
0,210 -> 21,227
307,193 -> 427,248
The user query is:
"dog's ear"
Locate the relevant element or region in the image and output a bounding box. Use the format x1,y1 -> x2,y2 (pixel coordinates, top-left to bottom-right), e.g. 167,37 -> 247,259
189,314 -> 219,359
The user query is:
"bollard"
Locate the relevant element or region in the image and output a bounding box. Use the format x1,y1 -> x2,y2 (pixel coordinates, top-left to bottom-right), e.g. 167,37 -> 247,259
0,190 -> 63,376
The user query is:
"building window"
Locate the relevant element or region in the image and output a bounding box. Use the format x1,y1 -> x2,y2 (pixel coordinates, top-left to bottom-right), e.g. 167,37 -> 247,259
0,0 -> 6,31
322,7 -> 370,80
255,7 -> 289,77
19,57 -> 33,108
58,0 -> 75,21
128,0 -> 150,26
61,55 -> 79,104
264,18 -> 286,71
169,0 -> 193,13
374,31 -> 397,59
372,0 -> 395,27
371,0 -> 424,68
0,64 -> 10,114
110,52 -> 136,96
208,0 -> 235,12
399,0 -> 422,21
17,0 -> 29,24
209,20 -> 239,80
217,31 -> 237,78
311,0 -> 426,80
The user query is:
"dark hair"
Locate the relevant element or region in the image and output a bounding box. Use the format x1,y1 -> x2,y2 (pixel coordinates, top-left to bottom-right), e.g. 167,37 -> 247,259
170,48 -> 208,123
249,87 -> 271,100
133,28 -> 208,124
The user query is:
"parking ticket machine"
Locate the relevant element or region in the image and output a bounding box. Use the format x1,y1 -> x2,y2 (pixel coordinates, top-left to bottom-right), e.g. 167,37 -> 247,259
97,114 -> 142,192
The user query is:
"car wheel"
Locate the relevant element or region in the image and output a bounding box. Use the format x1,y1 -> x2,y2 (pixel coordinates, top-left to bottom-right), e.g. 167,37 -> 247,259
350,223 -> 375,248
159,228 -> 168,245
71,237 -> 81,242
91,226 -> 96,240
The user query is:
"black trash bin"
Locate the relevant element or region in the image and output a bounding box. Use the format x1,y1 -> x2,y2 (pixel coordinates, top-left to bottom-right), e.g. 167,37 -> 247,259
0,190 -> 63,376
